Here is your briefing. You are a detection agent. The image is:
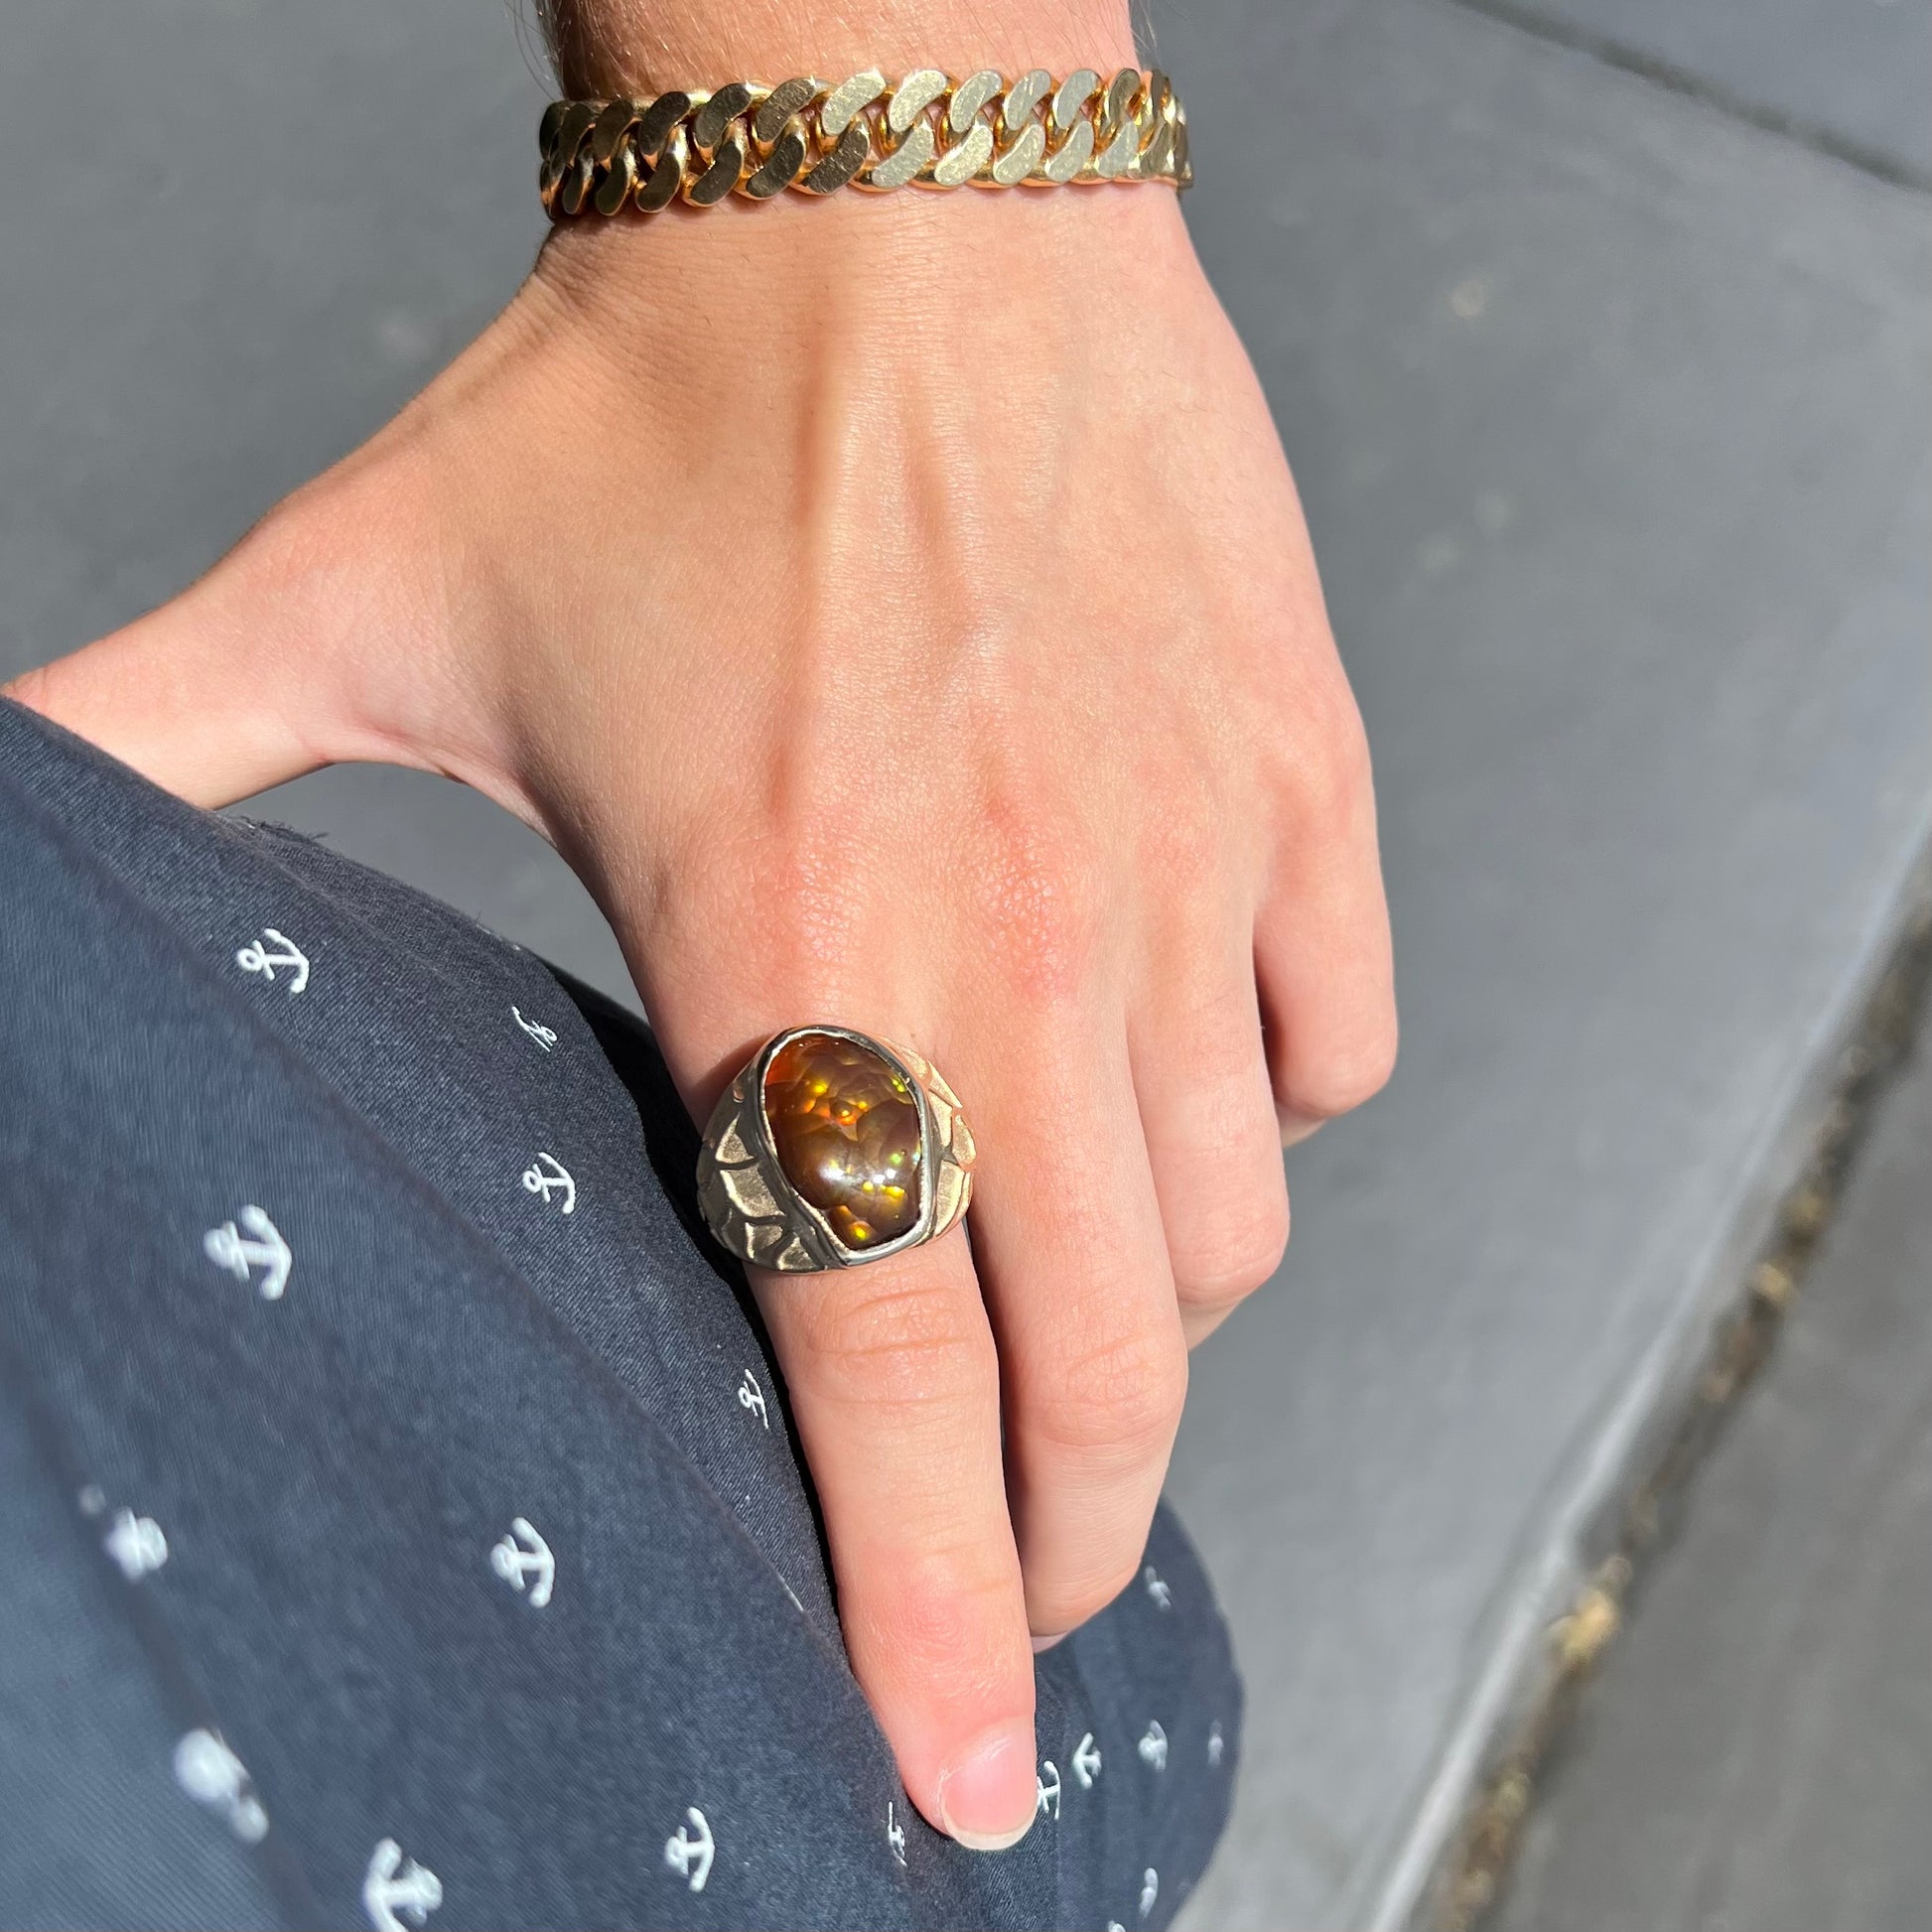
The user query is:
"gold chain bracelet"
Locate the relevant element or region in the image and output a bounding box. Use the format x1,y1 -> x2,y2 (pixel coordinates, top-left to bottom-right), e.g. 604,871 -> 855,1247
539,67 -> 1190,218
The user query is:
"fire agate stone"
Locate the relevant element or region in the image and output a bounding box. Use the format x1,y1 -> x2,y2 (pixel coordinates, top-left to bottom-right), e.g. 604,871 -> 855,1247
762,1032 -> 924,1251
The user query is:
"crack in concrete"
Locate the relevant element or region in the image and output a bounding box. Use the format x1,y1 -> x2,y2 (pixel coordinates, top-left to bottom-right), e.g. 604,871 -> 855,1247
1435,874 -> 1932,1931
1440,0 -> 1932,195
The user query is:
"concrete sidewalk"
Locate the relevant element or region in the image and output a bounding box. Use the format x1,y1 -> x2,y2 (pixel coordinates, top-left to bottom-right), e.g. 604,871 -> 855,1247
1492,944 -> 1932,1932
1,3 -> 1927,1926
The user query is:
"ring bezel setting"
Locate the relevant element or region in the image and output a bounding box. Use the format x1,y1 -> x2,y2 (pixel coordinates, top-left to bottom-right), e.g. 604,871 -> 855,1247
696,1025 -> 976,1271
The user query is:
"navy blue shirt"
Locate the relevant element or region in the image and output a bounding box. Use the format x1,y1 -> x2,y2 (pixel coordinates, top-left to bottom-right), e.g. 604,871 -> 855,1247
0,700 -> 1238,1930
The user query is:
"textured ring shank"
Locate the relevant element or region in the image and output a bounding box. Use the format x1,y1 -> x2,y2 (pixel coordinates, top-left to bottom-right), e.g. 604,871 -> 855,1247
539,67 -> 1190,218
697,1033 -> 977,1272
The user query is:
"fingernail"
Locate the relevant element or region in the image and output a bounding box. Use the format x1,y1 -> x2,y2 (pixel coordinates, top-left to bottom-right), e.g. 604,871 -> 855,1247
1031,1632 -> 1067,1655
936,1722 -> 1037,1851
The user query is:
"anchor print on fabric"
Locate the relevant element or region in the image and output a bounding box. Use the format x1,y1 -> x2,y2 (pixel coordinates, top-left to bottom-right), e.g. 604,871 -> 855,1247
234,928 -> 309,993
173,1729 -> 268,1844
737,1368 -> 769,1429
362,1839 -> 443,1932
664,1807 -> 715,1892
489,1518 -> 555,1608
1208,1720 -> 1225,1768
1144,1565 -> 1173,1611
204,1205 -> 293,1300
521,1152 -> 575,1214
1035,1760 -> 1061,1820
1138,1721 -> 1168,1772
1072,1731 -> 1102,1789
103,1506 -> 169,1581
511,1005 -> 558,1051
888,1799 -> 907,1867
1140,1867 -> 1160,1919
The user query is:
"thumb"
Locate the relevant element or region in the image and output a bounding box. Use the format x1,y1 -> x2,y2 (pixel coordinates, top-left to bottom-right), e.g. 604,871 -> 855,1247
6,465 -> 462,812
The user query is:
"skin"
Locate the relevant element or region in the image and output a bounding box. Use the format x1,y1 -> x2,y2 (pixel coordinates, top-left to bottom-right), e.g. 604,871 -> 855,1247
6,0 -> 1395,1854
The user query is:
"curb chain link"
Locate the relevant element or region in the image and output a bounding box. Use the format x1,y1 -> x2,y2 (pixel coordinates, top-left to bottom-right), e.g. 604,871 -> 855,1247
539,67 -> 1190,217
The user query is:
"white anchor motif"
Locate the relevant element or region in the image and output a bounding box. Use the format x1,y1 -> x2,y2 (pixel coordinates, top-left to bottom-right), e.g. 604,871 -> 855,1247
1144,1565 -> 1172,1611
1138,1721 -> 1169,1772
1108,1923 -> 1127,1932
737,1368 -> 769,1429
204,1205 -> 293,1300
520,1152 -> 575,1214
1139,1867 -> 1160,1918
1072,1731 -> 1102,1789
511,1005 -> 558,1052
77,1484 -> 106,1517
1208,1720 -> 1225,1768
664,1807 -> 714,1892
887,1799 -> 906,1867
235,928 -> 310,994
104,1507 -> 168,1581
172,1729 -> 268,1844
1035,1759 -> 1061,1820
489,1517 -> 555,1608
362,1838 -> 443,1931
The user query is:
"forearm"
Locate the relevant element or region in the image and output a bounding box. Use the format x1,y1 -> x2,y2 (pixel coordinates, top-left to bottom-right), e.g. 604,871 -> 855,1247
538,0 -> 1135,95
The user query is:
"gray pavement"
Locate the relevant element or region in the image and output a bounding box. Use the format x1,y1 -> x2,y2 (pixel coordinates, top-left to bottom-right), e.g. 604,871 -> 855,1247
1157,6 -> 1931,1923
0,1 -> 630,1002
1491,1009 -> 1932,1932
3,4 -> 1929,1928
1462,0 -> 1932,184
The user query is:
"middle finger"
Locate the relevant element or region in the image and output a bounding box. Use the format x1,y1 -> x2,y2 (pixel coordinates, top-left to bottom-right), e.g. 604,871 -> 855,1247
957,1007 -> 1189,1645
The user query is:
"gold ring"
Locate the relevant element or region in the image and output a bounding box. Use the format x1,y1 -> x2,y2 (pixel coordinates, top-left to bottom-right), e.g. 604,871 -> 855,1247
696,1026 -> 976,1271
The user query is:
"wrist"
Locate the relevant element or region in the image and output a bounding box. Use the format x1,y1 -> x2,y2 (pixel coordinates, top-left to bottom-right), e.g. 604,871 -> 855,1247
543,0 -> 1136,97
528,164 -> 1191,357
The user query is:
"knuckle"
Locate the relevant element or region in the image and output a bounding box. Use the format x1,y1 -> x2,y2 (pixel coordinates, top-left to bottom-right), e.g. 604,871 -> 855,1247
1137,759 -> 1223,890
1174,1192 -> 1291,1311
1281,674 -> 1375,832
868,1541 -> 1026,1686
1287,1015 -> 1399,1119
964,788 -> 1105,1004
721,826 -> 865,982
1166,981 -> 1276,1102
1031,1546 -> 1145,1635
791,1273 -> 996,1412
1031,1316 -> 1188,1464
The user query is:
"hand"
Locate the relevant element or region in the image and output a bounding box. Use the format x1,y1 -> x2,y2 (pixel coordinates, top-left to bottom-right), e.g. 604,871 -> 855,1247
10,62 -> 1394,1851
